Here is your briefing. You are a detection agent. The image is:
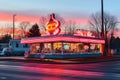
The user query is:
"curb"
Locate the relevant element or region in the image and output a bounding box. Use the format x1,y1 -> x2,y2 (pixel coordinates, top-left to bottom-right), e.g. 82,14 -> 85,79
0,56 -> 120,64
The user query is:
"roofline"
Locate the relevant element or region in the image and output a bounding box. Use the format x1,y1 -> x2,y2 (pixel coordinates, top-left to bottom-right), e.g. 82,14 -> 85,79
21,35 -> 105,44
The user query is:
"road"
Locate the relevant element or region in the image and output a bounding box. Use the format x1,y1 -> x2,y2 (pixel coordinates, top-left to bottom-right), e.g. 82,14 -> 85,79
0,60 -> 120,80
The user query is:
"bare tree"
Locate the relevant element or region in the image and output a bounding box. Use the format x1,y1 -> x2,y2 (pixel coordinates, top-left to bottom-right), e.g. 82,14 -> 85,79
19,21 -> 30,37
64,20 -> 77,35
39,16 -> 47,32
4,23 -> 13,35
5,23 -> 12,28
104,14 -> 118,37
89,12 -> 118,55
89,12 -> 118,38
55,13 -> 65,25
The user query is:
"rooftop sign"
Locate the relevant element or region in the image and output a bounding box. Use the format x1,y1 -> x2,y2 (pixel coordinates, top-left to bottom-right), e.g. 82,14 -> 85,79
46,13 -> 61,35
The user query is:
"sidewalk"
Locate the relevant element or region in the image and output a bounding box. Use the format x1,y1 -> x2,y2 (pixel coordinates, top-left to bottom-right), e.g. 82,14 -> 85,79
0,55 -> 120,64
0,56 -> 25,61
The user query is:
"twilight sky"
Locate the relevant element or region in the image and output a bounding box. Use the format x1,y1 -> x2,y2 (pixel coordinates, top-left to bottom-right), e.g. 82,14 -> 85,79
0,0 -> 120,29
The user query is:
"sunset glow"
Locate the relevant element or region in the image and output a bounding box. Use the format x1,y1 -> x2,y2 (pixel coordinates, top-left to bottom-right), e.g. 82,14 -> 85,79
0,13 -> 88,24
0,13 -> 39,23
0,12 -> 120,38
0,28 -> 23,35
0,13 -> 12,21
65,18 -> 88,24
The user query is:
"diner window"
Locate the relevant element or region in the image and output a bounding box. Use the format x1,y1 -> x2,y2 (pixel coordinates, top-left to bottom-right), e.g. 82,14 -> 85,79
44,43 -> 51,53
53,43 -> 62,53
30,43 -> 40,54
89,44 -> 101,53
29,42 -> 102,54
77,43 -> 101,53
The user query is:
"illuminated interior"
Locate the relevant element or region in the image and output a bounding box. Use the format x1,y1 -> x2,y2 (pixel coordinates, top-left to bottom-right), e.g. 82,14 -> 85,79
30,42 -> 102,54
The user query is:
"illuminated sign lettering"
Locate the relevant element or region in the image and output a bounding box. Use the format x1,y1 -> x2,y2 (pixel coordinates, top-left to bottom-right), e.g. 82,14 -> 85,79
74,29 -> 95,37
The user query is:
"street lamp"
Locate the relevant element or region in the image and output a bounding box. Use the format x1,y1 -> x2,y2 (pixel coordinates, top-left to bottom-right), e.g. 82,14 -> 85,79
13,14 -> 16,40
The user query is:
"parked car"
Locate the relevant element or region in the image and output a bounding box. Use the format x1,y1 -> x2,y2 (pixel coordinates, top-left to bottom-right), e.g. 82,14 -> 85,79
0,40 -> 30,56
0,47 -> 13,56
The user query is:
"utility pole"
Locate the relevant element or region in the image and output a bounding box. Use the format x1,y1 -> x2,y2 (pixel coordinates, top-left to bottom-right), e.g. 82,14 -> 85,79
101,0 -> 104,38
101,0 -> 107,56
101,0 -> 108,56
13,14 -> 16,40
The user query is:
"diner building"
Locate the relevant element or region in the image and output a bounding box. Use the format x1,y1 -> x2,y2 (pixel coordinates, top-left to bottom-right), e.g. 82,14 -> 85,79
21,13 -> 105,59
21,35 -> 105,59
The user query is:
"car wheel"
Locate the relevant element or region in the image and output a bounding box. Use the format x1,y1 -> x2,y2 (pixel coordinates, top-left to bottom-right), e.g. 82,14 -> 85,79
4,53 -> 10,56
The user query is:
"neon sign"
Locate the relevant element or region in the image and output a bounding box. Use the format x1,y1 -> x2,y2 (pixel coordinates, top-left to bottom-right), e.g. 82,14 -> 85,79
74,29 -> 95,37
46,13 -> 61,35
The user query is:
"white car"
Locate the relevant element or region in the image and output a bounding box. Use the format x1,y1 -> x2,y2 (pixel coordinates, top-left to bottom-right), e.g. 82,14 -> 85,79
0,48 -> 13,56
